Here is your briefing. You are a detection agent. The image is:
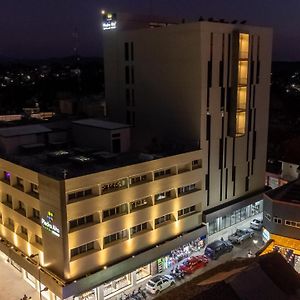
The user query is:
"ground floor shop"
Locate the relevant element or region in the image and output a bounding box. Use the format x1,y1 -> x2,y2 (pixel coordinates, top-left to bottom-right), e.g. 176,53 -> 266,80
205,199 -> 263,235
260,232 -> 300,273
74,236 -> 206,300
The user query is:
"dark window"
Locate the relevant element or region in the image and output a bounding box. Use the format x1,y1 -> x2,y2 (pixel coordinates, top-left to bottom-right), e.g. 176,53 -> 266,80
256,61 -> 260,84
21,226 -> 28,236
206,115 -> 211,140
131,89 -> 135,106
112,133 -> 120,138
245,177 -> 249,192
131,42 -> 134,60
219,138 -> 223,169
207,61 -> 212,88
220,87 -> 225,110
32,208 -> 40,220
124,42 -> 129,61
112,138 -> 121,153
125,66 -> 130,84
219,61 -> 224,86
131,66 -> 135,84
225,168 -> 228,199
35,235 -> 43,245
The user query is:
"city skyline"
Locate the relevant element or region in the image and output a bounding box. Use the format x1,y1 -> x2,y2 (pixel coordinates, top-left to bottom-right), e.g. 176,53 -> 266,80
0,0 -> 300,60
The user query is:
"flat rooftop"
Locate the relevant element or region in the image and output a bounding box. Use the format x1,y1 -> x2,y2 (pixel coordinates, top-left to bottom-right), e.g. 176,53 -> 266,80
0,145 -> 198,180
265,179 -> 300,204
72,119 -> 131,130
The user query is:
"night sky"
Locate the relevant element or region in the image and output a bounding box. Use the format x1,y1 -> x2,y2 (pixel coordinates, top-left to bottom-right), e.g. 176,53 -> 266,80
1,0 -> 299,61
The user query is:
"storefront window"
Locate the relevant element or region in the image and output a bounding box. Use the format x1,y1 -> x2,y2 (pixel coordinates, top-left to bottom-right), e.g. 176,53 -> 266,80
76,289 -> 97,300
235,209 -> 241,223
240,207 -> 247,221
103,274 -> 132,297
136,264 -> 151,281
230,212 -> 236,226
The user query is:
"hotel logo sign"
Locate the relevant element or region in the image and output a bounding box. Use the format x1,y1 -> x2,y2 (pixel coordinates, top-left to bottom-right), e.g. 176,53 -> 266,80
41,211 -> 60,237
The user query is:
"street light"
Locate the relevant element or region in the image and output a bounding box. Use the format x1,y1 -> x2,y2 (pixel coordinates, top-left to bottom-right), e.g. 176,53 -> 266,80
30,254 -> 47,300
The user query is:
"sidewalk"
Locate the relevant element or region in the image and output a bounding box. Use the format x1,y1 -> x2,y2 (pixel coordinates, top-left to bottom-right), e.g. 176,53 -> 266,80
0,256 -> 40,300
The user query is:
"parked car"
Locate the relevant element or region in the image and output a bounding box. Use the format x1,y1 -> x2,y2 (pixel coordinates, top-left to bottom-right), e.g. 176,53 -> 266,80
146,275 -> 175,294
228,228 -> 254,244
250,218 -> 263,230
179,255 -> 208,274
204,239 -> 233,260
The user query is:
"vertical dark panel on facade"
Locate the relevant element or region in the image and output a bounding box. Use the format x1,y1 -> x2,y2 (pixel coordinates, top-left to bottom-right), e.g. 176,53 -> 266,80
227,34 -> 231,86
130,42 -> 134,61
224,137 -> 227,168
256,37 -> 260,84
220,87 -> 225,110
220,116 -> 224,201
225,168 -> 228,199
124,42 -> 129,61
206,114 -> 211,206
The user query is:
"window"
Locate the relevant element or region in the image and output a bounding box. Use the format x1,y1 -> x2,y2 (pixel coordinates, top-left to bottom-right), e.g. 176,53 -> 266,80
67,189 -> 92,202
7,218 -> 14,230
104,230 -> 128,246
102,179 -> 127,194
192,160 -> 201,168
31,183 -> 38,194
129,174 -> 147,186
4,194 -> 12,208
131,66 -> 135,84
0,212 -> 2,224
16,177 -> 24,188
285,220 -> 300,228
130,222 -> 148,236
20,225 -> 28,237
178,205 -> 196,218
124,42 -> 129,61
155,214 -> 172,227
154,168 -> 171,179
178,183 -> 197,196
265,213 -> 271,221
32,208 -> 40,220
131,42 -> 134,61
154,190 -> 172,203
125,66 -> 130,84
132,89 -> 135,106
273,217 -> 282,224
130,198 -> 149,211
16,201 -> 26,216
35,235 -> 43,245
70,241 -> 95,258
69,214 -> 94,229
3,171 -> 11,183
103,204 -> 127,220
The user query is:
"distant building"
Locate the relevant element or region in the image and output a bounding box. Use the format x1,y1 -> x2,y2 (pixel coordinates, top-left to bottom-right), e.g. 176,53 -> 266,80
262,179 -> 300,272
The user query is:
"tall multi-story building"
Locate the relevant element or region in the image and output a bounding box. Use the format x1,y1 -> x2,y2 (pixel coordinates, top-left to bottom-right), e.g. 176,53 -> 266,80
103,14 -> 272,234
0,12 -> 272,300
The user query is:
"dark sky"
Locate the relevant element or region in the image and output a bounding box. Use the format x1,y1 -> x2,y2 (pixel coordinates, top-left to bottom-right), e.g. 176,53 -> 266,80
0,0 -> 299,61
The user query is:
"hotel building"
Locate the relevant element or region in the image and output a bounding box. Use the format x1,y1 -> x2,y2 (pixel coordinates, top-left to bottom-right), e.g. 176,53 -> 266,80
0,13 -> 272,300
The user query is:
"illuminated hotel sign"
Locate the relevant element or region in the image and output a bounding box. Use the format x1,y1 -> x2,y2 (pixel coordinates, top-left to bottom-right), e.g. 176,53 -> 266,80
41,211 -> 60,237
102,11 -> 117,30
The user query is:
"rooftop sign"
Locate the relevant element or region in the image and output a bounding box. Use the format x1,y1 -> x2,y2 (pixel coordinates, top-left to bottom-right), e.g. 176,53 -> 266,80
102,11 -> 117,31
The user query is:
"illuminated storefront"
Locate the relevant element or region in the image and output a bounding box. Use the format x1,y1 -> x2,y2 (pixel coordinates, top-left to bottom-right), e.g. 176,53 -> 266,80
207,200 -> 263,235
260,233 -> 300,273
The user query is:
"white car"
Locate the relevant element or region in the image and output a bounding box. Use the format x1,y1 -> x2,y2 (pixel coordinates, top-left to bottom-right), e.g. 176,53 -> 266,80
250,218 -> 263,230
146,274 -> 175,294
